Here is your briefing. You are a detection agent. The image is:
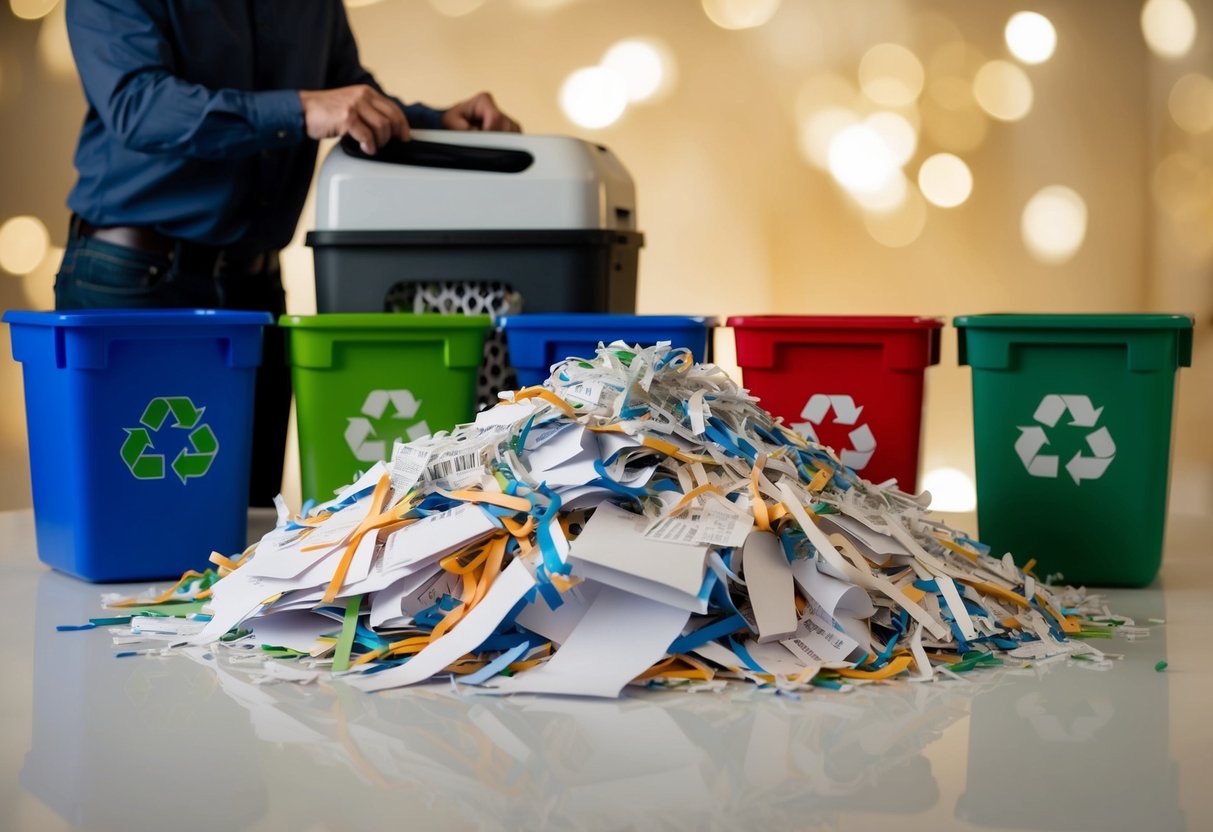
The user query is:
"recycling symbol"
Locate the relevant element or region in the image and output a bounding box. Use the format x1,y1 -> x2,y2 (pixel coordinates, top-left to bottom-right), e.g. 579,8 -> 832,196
120,396 -> 218,484
791,394 -> 876,471
345,389 -> 430,463
1015,394 -> 1115,484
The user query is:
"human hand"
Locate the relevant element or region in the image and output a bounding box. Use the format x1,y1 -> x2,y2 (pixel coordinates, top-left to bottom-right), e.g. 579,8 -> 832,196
298,85 -> 409,154
441,92 -> 521,133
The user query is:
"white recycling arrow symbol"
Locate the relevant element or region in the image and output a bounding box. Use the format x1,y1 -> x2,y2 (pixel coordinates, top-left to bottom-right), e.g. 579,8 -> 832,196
345,389 -> 430,463
1015,394 -> 1115,485
791,394 -> 876,471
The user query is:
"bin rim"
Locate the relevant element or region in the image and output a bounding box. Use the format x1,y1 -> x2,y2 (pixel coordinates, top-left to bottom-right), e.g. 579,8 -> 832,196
3,309 -> 272,328
279,313 -> 492,330
725,315 -> 943,330
305,228 -> 645,248
953,313 -> 1194,330
499,313 -> 718,329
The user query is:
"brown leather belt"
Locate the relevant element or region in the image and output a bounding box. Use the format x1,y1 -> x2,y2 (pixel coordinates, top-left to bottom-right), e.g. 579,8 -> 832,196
73,215 -> 275,275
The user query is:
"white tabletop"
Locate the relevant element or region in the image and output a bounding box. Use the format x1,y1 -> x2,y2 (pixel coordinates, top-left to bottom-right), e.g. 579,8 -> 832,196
1,508 -> 1210,832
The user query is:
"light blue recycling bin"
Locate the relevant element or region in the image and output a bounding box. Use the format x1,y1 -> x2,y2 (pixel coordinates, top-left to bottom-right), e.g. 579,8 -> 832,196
4,309 -> 272,582
500,313 -> 716,387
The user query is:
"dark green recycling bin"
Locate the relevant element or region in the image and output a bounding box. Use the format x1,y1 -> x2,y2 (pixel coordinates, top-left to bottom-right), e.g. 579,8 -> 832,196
955,314 -> 1193,587
282,314 -> 490,502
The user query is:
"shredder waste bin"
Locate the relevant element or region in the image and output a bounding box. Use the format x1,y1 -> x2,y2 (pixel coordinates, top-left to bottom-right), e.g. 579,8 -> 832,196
307,131 -> 643,315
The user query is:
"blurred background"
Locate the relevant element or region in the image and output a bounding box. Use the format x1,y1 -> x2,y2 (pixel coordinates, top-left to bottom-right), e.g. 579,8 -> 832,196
0,0 -> 1209,515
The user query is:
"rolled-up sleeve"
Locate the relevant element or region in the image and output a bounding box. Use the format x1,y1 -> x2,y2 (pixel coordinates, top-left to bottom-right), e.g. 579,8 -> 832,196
67,0 -> 304,159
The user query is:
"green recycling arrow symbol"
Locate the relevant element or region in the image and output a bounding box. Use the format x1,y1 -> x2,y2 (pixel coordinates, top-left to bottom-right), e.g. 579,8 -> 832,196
121,427 -> 164,479
120,396 -> 219,483
172,424 -> 219,483
140,396 -> 204,431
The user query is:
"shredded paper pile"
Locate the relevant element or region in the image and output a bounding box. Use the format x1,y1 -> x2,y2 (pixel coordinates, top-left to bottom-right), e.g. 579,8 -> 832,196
97,343 -> 1132,697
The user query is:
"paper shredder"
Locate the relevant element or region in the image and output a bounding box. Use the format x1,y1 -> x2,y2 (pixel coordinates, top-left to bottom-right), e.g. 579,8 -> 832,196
306,130 -> 643,314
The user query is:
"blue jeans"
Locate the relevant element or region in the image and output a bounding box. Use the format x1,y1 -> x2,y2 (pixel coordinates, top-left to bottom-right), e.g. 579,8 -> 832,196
54,230 -> 221,309
53,223 -> 290,507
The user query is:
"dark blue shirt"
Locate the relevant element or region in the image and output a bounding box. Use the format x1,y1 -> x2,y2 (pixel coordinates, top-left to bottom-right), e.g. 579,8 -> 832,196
66,0 -> 443,251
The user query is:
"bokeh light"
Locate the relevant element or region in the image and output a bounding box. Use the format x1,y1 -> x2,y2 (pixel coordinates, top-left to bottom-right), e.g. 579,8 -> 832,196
928,41 -> 986,80
0,215 -> 51,275
865,111 -> 917,167
851,170 -> 908,214
512,0 -> 581,11
10,0 -> 57,20
701,0 -> 781,31
559,67 -> 628,129
922,44 -> 990,153
1168,73 -> 1213,134
973,60 -> 1033,121
864,183 -> 927,247
1152,152 -> 1211,220
858,43 -> 924,107
37,2 -> 75,79
601,38 -> 676,103
1141,0 -> 1197,59
794,73 -> 857,124
828,123 -> 897,195
911,10 -> 965,56
922,99 -> 988,153
21,243 -> 62,309
760,0 -> 826,70
427,0 -> 487,16
918,153 -> 973,208
1021,186 -> 1088,264
1005,11 -> 1057,64
797,106 -> 859,169
929,75 -> 973,110
923,467 -> 977,512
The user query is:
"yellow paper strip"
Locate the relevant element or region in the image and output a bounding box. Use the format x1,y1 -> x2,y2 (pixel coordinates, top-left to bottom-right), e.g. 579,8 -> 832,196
835,655 -> 913,680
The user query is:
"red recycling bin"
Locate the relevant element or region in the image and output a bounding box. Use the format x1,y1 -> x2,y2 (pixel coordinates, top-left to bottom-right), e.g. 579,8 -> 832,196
728,316 -> 942,491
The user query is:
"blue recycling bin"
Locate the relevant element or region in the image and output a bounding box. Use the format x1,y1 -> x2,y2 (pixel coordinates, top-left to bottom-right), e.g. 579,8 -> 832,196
4,309 -> 272,582
500,314 -> 716,387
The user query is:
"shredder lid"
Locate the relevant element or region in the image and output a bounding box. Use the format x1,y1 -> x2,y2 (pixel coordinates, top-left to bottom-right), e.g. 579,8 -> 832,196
312,129 -> 637,233
726,315 -> 943,329
953,313 -> 1194,330
2,309 -> 272,327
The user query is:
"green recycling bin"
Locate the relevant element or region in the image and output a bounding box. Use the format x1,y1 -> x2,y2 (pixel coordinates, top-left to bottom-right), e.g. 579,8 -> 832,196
955,314 -> 1193,587
282,314 -> 490,502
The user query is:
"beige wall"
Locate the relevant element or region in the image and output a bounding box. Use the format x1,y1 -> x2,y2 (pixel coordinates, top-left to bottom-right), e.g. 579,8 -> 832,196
1,0 -> 1209,513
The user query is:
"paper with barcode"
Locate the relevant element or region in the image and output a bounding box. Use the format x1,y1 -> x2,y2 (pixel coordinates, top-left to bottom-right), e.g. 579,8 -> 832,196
645,502 -> 753,548
780,614 -> 859,665
426,441 -> 488,489
389,441 -> 431,496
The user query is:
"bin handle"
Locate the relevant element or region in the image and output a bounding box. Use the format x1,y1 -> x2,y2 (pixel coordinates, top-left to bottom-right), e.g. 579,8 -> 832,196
340,135 -> 533,173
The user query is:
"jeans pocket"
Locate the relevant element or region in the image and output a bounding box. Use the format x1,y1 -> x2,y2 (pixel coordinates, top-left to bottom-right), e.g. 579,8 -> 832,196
55,240 -> 191,309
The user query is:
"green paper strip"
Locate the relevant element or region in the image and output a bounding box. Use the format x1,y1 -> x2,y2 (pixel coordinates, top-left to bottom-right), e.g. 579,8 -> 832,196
122,600 -> 208,618
332,595 -> 362,673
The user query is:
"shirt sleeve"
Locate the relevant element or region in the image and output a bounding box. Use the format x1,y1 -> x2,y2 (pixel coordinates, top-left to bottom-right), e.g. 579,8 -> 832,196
66,0 -> 304,159
325,1 -> 446,131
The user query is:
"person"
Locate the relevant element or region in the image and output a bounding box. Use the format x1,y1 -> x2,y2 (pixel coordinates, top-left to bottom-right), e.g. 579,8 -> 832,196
55,0 -> 521,506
